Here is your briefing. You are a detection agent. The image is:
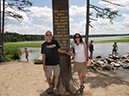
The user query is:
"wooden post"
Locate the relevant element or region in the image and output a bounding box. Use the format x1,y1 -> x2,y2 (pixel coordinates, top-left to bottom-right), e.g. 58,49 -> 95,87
52,0 -> 76,94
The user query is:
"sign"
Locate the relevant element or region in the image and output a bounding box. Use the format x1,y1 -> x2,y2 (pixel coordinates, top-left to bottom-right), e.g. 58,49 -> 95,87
52,0 -> 70,50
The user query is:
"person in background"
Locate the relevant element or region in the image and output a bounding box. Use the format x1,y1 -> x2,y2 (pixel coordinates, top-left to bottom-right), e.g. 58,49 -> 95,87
20,48 -> 29,62
112,42 -> 118,57
41,30 -> 70,96
71,33 -> 87,91
88,40 -> 94,60
70,40 -> 75,59
0,45 -> 3,62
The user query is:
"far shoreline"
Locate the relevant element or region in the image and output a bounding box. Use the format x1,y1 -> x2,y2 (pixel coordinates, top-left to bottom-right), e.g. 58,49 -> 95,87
4,36 -> 129,48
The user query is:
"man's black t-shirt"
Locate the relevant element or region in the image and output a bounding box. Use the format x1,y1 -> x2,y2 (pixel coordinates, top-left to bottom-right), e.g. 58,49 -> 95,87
41,40 -> 60,66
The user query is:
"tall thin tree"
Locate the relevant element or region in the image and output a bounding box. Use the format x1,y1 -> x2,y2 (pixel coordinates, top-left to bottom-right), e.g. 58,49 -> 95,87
85,0 -> 90,60
2,0 -> 5,53
0,0 -> 1,45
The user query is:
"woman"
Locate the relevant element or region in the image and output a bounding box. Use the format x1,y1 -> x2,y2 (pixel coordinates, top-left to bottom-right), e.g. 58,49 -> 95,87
72,33 -> 87,91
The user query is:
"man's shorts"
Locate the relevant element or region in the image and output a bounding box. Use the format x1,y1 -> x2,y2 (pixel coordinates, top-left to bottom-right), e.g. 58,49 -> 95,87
45,64 -> 60,78
113,49 -> 117,52
74,61 -> 87,71
89,49 -> 93,53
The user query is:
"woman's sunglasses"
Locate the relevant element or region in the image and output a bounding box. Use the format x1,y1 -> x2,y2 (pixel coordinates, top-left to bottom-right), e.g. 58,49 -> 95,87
75,36 -> 80,38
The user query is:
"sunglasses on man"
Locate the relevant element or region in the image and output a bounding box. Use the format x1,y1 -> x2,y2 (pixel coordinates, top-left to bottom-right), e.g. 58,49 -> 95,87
46,34 -> 52,36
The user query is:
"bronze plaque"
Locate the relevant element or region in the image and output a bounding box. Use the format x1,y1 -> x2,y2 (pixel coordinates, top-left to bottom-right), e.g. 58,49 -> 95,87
52,0 -> 70,50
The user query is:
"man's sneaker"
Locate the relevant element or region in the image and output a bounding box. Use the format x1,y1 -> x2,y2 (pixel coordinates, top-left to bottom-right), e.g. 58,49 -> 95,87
53,89 -> 60,96
47,87 -> 53,94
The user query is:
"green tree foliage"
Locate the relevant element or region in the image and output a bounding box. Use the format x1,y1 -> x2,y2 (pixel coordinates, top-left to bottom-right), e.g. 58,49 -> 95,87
4,32 -> 45,42
5,0 -> 32,21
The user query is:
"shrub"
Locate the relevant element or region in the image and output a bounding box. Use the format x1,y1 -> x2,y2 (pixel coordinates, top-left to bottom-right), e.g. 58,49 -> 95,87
34,59 -> 42,64
3,48 -> 21,62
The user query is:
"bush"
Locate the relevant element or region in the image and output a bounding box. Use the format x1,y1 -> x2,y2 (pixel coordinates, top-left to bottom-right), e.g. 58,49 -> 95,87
3,48 -> 21,62
34,59 -> 42,64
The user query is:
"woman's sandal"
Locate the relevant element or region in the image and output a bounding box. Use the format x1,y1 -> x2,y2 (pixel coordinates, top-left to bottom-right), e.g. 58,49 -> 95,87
79,85 -> 85,91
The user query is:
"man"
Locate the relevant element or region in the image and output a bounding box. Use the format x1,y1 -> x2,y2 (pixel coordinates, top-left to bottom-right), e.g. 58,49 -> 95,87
112,42 -> 118,57
88,40 -> 94,60
0,45 -> 3,62
41,30 -> 69,96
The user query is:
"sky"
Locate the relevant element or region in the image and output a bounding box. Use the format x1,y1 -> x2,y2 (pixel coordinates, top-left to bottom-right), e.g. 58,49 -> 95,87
2,0 -> 129,35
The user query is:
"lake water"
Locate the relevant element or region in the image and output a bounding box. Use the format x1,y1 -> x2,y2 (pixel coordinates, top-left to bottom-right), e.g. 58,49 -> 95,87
20,42 -> 129,62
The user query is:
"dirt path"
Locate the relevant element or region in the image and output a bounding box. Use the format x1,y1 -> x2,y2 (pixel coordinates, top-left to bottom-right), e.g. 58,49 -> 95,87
0,61 -> 129,96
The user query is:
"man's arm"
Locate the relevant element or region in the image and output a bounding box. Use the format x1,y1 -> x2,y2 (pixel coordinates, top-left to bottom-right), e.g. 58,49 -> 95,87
42,54 -> 47,72
58,48 -> 74,56
58,48 -> 67,54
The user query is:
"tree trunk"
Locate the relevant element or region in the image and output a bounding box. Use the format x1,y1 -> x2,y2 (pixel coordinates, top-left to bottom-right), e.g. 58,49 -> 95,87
58,54 -> 77,94
0,0 -> 2,45
85,0 -> 90,60
1,0 -> 5,53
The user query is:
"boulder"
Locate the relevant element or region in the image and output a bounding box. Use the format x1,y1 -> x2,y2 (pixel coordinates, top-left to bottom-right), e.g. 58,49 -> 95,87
36,56 -> 42,61
104,59 -> 108,63
105,57 -> 115,63
117,61 -> 122,65
120,55 -> 127,59
121,64 -> 129,69
96,60 -> 104,65
96,55 -> 101,58
101,64 -> 113,71
111,62 -> 121,67
125,59 -> 129,63
111,56 -> 120,60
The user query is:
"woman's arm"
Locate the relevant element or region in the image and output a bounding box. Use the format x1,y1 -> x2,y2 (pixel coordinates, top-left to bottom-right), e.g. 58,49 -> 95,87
83,43 -> 87,66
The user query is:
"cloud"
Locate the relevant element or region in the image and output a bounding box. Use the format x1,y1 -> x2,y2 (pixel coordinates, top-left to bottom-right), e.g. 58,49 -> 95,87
89,18 -> 129,35
28,6 -> 52,22
69,5 -> 86,16
5,23 -> 52,35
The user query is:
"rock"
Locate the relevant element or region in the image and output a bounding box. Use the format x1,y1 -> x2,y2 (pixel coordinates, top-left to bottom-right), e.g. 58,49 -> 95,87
109,54 -> 112,56
120,55 -> 127,59
112,56 -> 120,60
36,56 -> 42,61
114,63 -> 121,67
117,61 -> 122,65
105,57 -> 115,63
101,64 -> 113,71
104,59 -> 108,63
111,62 -> 121,67
96,60 -> 104,65
121,64 -> 129,69
96,55 -> 101,58
125,59 -> 129,63
94,63 -> 100,67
